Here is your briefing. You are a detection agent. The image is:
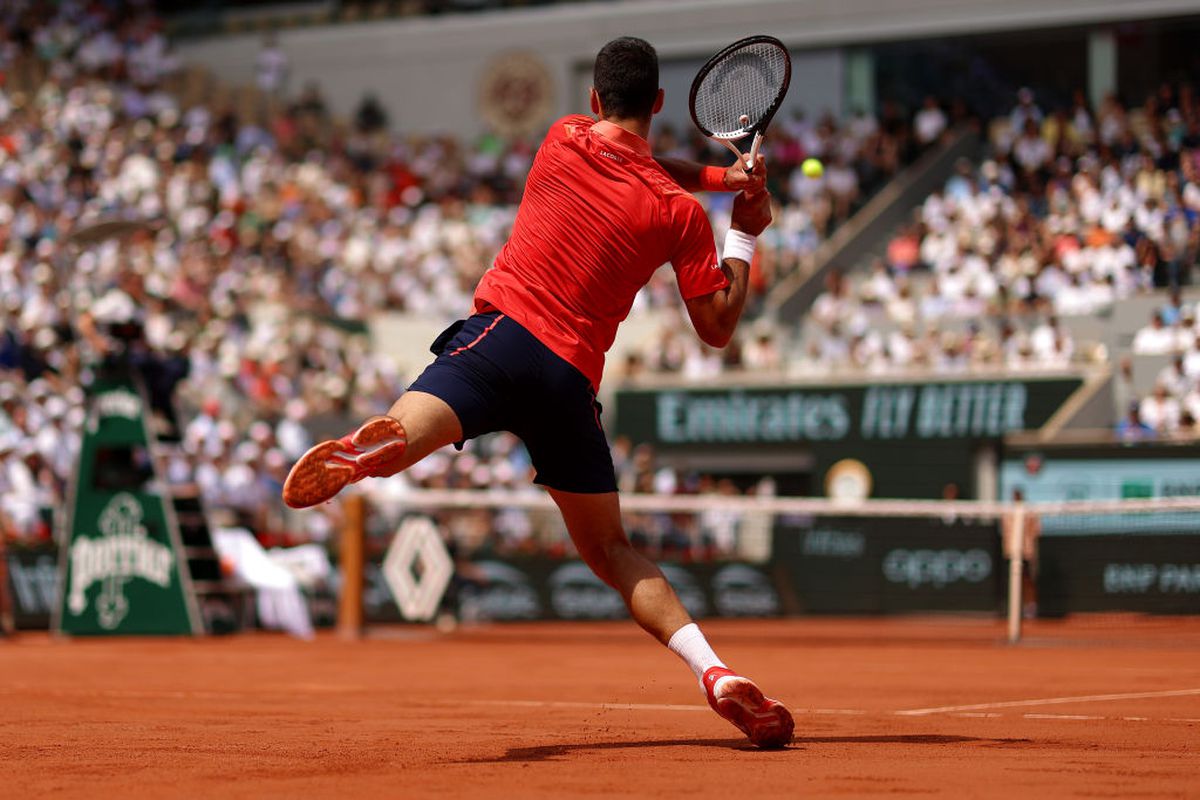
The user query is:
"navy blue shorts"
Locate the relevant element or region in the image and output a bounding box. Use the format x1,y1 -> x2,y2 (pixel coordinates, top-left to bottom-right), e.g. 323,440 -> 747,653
407,311 -> 617,494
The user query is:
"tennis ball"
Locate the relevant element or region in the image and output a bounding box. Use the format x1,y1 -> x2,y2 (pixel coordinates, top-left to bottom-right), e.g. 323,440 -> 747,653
802,158 -> 824,178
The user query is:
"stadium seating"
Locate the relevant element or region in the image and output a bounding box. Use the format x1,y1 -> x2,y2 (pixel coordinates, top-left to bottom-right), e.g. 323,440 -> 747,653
788,85 -> 1200,437
3,1 -> 1197,560
0,0 -> 927,548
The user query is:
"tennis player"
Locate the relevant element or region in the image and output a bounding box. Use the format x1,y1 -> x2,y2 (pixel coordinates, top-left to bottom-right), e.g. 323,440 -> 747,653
284,36 -> 793,748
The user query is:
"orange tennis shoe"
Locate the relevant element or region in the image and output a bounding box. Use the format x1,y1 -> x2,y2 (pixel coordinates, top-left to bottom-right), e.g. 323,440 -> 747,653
282,416 -> 407,509
702,666 -> 794,749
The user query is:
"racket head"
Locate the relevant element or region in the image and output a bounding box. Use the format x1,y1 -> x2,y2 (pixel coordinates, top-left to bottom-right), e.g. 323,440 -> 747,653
689,35 -> 792,142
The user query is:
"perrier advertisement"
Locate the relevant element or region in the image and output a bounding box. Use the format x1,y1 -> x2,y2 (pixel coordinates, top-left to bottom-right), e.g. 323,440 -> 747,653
55,374 -> 199,635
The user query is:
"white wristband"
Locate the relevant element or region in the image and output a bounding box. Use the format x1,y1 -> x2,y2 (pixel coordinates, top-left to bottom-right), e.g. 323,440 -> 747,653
723,229 -> 757,264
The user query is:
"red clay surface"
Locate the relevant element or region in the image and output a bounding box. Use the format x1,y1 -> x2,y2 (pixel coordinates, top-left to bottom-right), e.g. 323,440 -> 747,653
4,618 -> 1199,798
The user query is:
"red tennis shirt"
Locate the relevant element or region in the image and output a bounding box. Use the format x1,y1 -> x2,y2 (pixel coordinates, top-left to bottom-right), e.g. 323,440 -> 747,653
473,114 -> 727,390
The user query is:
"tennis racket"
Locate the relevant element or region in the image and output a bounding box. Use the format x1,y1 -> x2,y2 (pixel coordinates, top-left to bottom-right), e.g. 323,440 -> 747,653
689,35 -> 791,174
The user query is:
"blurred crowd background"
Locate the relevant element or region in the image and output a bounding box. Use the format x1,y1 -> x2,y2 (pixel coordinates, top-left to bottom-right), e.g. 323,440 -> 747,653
0,1 -> 1197,559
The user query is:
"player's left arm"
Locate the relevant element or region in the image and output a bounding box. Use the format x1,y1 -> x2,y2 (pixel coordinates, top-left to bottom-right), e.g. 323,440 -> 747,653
655,155 -> 765,194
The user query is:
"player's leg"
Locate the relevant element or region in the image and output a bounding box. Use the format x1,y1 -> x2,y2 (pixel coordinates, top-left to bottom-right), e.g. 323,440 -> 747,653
281,390 -> 460,509
283,313 -> 508,509
375,390 -> 463,475
547,488 -> 690,643
512,341 -> 790,745
547,488 -> 793,748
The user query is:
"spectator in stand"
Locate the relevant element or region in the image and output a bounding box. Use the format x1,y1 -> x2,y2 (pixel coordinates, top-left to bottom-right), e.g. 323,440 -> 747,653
1160,288 -> 1186,326
355,92 -> 389,134
1183,331 -> 1200,380
1116,401 -> 1156,441
1067,89 -> 1095,149
1009,87 -> 1044,136
255,33 -> 289,99
1158,354 -> 1191,397
697,477 -> 742,557
1176,410 -> 1198,437
825,155 -> 860,222
1139,383 -> 1182,434
914,96 -> 948,148
742,325 -> 782,370
1014,118 -> 1052,177
1133,311 -> 1186,355
886,224 -> 922,274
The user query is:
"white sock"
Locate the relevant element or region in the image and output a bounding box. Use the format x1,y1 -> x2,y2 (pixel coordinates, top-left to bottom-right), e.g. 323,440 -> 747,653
666,623 -> 727,688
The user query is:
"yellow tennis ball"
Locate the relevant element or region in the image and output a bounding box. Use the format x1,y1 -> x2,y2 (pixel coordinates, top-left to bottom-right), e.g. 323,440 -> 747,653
802,158 -> 824,178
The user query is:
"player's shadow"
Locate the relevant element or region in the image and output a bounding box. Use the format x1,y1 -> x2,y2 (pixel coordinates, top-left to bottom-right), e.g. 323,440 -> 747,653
464,734 -> 1020,763
463,738 -> 767,763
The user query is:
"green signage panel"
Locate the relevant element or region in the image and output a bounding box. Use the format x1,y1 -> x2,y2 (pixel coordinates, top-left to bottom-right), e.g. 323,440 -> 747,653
772,516 -> 1003,614
56,375 -> 200,636
616,378 -> 1083,447
6,545 -> 57,630
614,377 -> 1084,499
1039,535 -> 1200,615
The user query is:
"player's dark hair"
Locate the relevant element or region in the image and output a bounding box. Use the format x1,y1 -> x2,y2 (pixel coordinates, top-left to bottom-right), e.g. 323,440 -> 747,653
593,37 -> 659,120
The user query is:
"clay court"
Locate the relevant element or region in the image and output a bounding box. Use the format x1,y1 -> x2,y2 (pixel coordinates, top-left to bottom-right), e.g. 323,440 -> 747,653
4,617 -> 1199,798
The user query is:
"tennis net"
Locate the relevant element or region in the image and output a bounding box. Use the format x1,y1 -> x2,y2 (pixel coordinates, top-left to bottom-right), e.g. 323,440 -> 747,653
348,488 -> 1200,644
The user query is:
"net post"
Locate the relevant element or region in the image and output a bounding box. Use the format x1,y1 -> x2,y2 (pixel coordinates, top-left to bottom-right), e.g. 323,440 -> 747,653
338,493 -> 366,641
1006,503 -> 1026,645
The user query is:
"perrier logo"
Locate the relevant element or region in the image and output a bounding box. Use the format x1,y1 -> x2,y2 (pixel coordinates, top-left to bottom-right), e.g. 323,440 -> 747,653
67,493 -> 176,630
88,387 -> 142,432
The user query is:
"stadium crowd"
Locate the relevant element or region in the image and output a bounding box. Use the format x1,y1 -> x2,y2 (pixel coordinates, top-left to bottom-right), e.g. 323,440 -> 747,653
1120,287 -> 1200,437
5,2 -> 1193,557
797,83 -> 1200,384
629,103 -> 926,378
0,1 -> 826,553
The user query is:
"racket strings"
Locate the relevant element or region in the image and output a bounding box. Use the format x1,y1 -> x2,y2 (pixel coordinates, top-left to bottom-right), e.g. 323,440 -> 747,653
693,42 -> 789,137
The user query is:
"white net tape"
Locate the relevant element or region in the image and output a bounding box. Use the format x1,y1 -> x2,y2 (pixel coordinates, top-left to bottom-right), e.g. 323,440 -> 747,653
374,488 -> 1200,520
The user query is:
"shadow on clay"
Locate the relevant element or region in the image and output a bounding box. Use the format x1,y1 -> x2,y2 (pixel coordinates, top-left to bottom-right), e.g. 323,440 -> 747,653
461,738 -> 765,763
460,733 -> 1032,763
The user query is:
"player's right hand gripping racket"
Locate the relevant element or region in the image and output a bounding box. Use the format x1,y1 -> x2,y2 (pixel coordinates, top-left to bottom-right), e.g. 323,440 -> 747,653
689,35 -> 792,174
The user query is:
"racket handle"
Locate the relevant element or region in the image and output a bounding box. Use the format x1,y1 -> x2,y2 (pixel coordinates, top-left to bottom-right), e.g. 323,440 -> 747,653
746,132 -> 763,174
720,139 -> 744,168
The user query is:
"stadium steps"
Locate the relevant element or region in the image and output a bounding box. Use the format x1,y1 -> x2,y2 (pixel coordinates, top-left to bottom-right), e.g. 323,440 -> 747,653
765,127 -> 982,324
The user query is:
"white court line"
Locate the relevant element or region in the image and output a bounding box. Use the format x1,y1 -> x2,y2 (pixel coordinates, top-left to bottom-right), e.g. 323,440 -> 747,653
1024,713 -> 1104,720
469,699 -> 1200,724
470,705 -> 873,714
896,688 -> 1200,716
472,700 -> 872,716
